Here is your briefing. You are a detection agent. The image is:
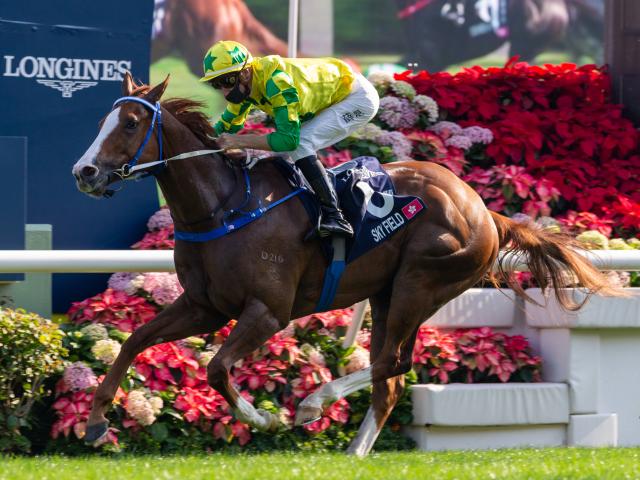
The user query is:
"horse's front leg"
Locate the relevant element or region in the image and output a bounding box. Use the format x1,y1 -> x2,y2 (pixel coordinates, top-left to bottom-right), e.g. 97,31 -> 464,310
84,294 -> 227,444
207,297 -> 288,432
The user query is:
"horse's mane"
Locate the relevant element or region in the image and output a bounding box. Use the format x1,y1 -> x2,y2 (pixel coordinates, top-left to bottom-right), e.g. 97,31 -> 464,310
130,83 -> 217,149
162,98 -> 218,149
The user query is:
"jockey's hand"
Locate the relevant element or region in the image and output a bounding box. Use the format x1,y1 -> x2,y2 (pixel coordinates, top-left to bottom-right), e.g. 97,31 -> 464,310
216,133 -> 271,151
216,133 -> 238,150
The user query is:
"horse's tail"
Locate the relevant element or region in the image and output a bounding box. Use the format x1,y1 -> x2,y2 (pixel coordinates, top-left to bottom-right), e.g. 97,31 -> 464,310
489,211 -> 624,310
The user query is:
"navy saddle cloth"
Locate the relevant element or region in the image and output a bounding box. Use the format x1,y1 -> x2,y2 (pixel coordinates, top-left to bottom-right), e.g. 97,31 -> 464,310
273,156 -> 427,263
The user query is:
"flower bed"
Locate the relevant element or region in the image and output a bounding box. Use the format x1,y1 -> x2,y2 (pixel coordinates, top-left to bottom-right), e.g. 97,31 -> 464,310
392,61 -> 640,236
47,282 -> 541,452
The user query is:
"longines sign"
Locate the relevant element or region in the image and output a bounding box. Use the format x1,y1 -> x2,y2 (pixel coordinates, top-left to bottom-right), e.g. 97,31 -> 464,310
3,55 -> 132,98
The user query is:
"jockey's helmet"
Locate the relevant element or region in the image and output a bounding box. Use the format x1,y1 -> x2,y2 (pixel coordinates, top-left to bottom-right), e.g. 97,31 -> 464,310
199,40 -> 253,82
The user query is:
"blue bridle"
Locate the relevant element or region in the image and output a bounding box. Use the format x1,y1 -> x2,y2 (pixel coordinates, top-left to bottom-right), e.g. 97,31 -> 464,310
111,96 -> 165,178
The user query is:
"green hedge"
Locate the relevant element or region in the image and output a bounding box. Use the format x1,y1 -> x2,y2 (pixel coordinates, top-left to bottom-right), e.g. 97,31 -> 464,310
0,308 -> 67,452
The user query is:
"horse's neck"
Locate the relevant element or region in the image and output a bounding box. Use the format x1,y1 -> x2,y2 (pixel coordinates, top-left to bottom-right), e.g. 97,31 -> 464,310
155,112 -> 234,229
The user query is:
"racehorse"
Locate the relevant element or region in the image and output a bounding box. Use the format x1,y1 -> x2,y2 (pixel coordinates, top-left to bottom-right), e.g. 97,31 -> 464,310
397,0 -> 603,72
72,73 -> 618,456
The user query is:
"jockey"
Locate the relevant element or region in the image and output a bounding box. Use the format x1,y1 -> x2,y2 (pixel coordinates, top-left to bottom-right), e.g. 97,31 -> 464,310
201,40 -> 380,238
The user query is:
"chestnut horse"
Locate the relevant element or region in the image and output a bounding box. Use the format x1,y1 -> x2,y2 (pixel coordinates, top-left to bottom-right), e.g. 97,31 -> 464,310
72,73 -> 616,456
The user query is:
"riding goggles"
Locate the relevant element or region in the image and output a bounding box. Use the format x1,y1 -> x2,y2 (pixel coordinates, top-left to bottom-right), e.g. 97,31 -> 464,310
208,56 -> 248,89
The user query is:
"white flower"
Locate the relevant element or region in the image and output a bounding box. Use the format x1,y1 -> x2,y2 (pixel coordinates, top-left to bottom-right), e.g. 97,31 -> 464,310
413,95 -> 439,123
367,71 -> 394,89
350,123 -> 384,141
197,350 -> 216,367
130,274 -> 145,291
91,339 -> 121,365
149,396 -> 164,415
300,343 -> 326,366
79,324 -> 109,341
344,345 -> 370,374
390,80 -> 416,100
126,389 -> 157,426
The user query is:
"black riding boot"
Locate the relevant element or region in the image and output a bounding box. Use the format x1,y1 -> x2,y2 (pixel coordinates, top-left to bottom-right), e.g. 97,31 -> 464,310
296,155 -> 354,237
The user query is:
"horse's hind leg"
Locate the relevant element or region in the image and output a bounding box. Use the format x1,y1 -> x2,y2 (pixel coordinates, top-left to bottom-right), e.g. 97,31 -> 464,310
293,292 -> 419,456
347,362 -> 416,456
348,267 -> 474,454
346,295 -> 419,457
84,295 -> 227,444
371,280 -> 455,384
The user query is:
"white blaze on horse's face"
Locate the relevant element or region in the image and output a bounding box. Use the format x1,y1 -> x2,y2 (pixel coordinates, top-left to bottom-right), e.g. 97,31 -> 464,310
72,107 -> 122,196
78,107 -> 122,167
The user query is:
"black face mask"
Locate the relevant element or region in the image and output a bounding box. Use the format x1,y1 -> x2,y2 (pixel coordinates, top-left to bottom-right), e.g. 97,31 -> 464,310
224,76 -> 250,104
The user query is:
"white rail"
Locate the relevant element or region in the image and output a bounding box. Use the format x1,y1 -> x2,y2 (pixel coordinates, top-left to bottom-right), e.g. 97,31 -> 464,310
2,248 -> 638,349
0,250 -> 174,273
0,249 -> 638,273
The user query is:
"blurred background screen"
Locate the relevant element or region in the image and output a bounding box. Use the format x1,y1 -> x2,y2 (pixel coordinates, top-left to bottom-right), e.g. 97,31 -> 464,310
150,0 -> 603,119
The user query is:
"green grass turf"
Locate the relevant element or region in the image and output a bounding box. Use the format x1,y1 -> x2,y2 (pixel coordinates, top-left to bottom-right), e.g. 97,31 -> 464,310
2,448 -> 640,480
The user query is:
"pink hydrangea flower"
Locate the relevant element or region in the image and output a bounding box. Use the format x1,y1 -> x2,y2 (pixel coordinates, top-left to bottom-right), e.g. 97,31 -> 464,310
445,134 -> 473,151
378,96 -> 419,129
462,126 -> 494,144
377,131 -> 413,160
429,121 -> 463,139
141,272 -> 184,305
63,362 -> 98,391
147,207 -> 174,231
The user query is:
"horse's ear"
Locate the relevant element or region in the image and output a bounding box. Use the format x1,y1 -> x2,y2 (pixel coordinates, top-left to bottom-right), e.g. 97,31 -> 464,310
122,71 -> 135,96
145,75 -> 170,104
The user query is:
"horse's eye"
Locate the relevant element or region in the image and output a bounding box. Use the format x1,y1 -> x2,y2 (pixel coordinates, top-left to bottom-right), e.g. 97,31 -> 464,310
125,120 -> 138,131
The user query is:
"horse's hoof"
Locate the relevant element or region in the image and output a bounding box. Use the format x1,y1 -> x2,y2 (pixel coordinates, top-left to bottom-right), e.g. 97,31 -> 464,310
294,406 -> 322,426
345,443 -> 369,457
84,421 -> 109,445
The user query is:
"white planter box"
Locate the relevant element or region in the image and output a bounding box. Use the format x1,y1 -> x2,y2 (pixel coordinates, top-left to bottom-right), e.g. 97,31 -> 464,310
569,414 -> 618,447
407,383 -> 569,451
411,383 -> 569,426
428,288 -> 518,328
525,288 -> 640,328
404,424 -> 566,451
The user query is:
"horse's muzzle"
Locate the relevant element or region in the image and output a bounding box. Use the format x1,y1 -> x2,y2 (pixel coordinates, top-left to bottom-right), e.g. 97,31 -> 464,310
73,170 -> 111,198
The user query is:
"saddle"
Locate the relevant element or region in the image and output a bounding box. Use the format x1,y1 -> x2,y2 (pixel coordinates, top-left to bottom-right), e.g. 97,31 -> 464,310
274,156 -> 427,311
274,156 -> 426,264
